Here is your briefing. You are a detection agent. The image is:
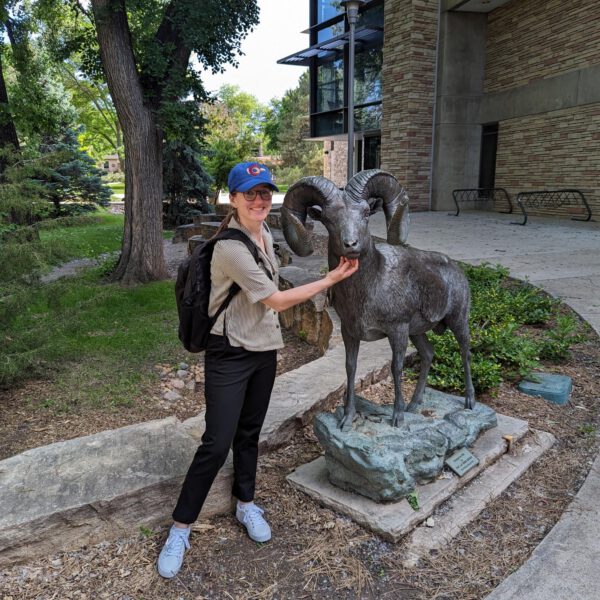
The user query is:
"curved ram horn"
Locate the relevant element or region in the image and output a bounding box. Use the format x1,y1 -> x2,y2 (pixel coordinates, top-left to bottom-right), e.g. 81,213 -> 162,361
281,176 -> 339,257
345,169 -> 410,245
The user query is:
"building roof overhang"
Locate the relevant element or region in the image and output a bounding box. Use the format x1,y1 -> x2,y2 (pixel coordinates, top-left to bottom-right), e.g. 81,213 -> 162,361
277,26 -> 382,67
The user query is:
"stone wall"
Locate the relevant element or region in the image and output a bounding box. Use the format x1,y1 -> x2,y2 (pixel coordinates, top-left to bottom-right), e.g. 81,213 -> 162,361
495,103 -> 600,217
323,140 -> 348,188
381,0 -> 438,211
485,0 -> 600,94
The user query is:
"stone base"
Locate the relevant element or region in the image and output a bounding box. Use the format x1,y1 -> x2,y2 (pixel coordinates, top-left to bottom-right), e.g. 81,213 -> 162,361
314,391 -> 497,502
288,412 -> 531,542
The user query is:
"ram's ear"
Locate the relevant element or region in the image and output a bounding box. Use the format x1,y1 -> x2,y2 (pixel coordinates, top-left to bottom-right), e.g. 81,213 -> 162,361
308,206 -> 323,221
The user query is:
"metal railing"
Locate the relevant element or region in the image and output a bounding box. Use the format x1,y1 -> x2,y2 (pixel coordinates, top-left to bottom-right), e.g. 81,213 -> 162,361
451,188 -> 513,216
512,189 -> 592,226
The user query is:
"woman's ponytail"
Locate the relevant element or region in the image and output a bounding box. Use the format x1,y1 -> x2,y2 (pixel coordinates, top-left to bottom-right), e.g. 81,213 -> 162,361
211,207 -> 237,239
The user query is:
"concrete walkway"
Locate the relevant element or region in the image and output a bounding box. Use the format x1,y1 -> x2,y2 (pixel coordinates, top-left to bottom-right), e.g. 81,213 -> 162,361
368,210 -> 600,599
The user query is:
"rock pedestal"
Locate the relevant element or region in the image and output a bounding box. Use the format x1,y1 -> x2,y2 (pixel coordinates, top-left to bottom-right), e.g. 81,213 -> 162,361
313,390 -> 497,502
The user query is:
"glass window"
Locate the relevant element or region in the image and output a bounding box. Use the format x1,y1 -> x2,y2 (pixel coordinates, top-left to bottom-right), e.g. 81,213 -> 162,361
317,0 -> 344,24
355,104 -> 382,132
316,57 -> 344,113
358,3 -> 384,28
354,41 -> 382,105
314,110 -> 344,137
363,135 -> 381,169
317,21 -> 345,43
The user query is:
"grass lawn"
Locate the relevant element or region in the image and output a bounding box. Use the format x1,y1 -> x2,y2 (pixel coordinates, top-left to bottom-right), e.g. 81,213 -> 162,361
1,269 -> 188,408
1,211 -> 186,407
106,182 -> 125,200
39,212 -> 124,261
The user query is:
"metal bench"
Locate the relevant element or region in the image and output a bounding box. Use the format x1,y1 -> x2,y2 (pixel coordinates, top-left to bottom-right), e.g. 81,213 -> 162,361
512,189 -> 592,226
451,188 -> 513,216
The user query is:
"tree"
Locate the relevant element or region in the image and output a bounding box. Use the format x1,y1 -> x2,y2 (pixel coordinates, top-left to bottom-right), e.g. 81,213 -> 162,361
163,140 -> 212,227
59,62 -> 122,166
87,0 -> 259,285
34,128 -> 111,213
268,72 -> 323,181
0,1 -> 23,153
203,85 -> 266,200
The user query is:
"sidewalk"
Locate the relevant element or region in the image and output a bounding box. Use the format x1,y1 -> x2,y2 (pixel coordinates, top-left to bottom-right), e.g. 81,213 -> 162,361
368,210 -> 600,599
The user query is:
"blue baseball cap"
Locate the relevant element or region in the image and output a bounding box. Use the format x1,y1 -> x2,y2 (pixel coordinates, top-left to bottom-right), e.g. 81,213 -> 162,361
227,162 -> 279,193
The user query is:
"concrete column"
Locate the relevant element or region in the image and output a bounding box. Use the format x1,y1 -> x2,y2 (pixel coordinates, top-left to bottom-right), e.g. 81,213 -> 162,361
431,11 -> 487,211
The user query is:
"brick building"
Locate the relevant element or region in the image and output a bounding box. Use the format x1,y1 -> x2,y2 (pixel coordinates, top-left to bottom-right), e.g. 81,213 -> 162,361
279,0 -> 600,217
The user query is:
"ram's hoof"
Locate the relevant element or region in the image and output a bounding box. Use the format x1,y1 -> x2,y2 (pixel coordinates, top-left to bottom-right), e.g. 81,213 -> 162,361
464,396 -> 475,410
339,412 -> 355,431
391,410 -> 405,427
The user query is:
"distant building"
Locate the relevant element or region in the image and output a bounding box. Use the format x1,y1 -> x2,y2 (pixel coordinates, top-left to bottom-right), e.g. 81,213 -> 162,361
103,154 -> 122,174
279,0 -> 600,217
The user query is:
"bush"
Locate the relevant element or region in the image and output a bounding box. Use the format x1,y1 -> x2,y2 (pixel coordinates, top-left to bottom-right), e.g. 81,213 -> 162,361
426,264 -> 585,394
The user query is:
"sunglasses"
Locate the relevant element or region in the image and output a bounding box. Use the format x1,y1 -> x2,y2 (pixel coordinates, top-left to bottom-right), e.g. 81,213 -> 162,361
239,189 -> 274,201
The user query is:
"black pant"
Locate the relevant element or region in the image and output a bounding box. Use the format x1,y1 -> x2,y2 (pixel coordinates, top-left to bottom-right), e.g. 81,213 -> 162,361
172,334 -> 277,524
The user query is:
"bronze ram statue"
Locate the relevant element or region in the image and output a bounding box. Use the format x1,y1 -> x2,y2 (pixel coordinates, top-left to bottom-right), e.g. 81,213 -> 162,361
281,169 -> 475,430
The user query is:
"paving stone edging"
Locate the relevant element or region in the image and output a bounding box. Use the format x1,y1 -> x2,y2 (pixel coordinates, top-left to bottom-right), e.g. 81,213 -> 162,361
0,318 -> 396,567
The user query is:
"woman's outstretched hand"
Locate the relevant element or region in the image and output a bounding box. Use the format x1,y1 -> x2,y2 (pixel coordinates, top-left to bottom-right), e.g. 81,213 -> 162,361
326,257 -> 359,284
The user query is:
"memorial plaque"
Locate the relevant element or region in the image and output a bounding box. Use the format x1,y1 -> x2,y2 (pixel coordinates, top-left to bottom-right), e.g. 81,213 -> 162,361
445,447 -> 479,477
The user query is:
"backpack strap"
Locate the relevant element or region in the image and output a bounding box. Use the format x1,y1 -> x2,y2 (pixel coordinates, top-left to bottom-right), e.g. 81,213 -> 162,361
209,227 -> 274,330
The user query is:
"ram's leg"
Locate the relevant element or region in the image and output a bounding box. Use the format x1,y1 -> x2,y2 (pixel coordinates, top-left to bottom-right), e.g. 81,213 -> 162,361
340,325 -> 360,431
389,326 -> 409,427
450,320 -> 475,409
408,333 -> 434,410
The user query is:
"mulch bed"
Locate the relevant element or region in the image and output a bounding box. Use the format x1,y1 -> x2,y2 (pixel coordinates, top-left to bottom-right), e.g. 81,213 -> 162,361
1,328 -> 599,599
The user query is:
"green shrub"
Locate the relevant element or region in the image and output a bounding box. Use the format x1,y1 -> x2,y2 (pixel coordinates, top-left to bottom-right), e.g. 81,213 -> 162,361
539,313 -> 586,361
426,264 -> 584,395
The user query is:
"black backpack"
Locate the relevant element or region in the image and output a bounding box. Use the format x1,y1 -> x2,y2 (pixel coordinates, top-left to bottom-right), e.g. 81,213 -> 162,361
175,228 -> 271,353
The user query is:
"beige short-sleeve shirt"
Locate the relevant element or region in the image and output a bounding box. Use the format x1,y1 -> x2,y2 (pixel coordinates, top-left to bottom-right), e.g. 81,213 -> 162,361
209,217 -> 284,351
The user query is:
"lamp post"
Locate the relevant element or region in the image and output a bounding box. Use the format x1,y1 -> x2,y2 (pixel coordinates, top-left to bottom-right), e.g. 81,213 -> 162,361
341,0 -> 366,182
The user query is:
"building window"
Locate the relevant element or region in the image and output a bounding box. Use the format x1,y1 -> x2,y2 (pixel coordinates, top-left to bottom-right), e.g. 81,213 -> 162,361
314,110 -> 345,136
355,104 -> 382,132
310,0 -> 383,138
316,0 -> 344,24
354,37 -> 382,106
316,57 -> 344,112
479,123 -> 499,189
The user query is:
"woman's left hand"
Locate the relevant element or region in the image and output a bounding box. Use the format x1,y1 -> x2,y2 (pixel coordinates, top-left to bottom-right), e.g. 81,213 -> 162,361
326,257 -> 359,284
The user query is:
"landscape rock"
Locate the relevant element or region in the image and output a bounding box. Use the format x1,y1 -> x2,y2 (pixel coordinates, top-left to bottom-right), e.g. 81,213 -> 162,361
313,390 -> 497,502
163,390 -> 182,402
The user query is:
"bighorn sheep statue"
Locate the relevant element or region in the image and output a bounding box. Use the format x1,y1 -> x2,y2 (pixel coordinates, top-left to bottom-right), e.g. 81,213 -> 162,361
281,169 -> 475,430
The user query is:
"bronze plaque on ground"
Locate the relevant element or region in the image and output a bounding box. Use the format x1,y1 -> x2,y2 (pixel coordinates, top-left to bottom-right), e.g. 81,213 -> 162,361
445,447 -> 479,477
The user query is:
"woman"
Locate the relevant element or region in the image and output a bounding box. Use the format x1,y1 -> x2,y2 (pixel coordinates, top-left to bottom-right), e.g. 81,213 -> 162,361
158,162 -> 358,578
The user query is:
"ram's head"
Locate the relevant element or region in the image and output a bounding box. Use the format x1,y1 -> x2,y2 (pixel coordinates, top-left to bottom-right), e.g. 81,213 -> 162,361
281,169 -> 410,259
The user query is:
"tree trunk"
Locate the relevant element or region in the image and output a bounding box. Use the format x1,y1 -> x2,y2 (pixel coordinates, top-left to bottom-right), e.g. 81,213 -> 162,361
91,0 -> 167,285
0,50 -> 20,156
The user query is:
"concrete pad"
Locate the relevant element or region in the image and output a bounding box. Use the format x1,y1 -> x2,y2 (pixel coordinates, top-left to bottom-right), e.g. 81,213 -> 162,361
403,429 -> 556,566
287,413 -> 528,541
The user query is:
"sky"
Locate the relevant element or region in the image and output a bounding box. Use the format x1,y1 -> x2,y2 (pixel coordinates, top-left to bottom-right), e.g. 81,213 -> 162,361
200,0 -> 310,105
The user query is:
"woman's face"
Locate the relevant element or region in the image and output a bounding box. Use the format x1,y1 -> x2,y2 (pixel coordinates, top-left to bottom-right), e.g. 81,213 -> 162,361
230,184 -> 273,225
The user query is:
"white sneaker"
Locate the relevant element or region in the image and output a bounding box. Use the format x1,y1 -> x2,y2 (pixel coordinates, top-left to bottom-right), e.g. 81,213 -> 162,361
236,502 -> 272,543
157,525 -> 191,578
